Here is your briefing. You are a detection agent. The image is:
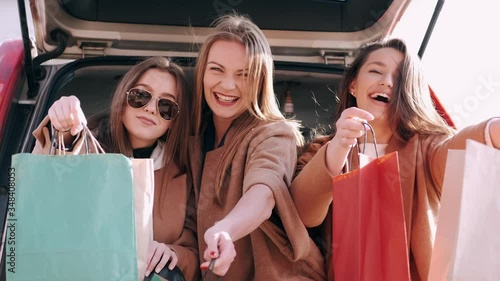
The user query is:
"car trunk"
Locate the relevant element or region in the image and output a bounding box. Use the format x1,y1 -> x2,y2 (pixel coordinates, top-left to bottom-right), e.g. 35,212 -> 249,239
1,0 -> 449,277
6,0 -> 448,187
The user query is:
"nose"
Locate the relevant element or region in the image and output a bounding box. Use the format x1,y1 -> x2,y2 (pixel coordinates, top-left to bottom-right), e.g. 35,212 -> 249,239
380,74 -> 394,88
144,97 -> 158,114
220,74 -> 236,90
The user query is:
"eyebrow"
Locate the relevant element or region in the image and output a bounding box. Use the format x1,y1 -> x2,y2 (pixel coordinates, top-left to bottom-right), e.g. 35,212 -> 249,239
160,93 -> 176,100
207,61 -> 223,68
207,61 -> 248,73
135,84 -> 176,100
366,61 -> 386,67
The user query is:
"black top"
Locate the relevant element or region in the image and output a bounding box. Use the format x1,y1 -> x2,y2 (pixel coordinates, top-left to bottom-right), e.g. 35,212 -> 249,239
133,141 -> 157,158
202,115 -> 232,157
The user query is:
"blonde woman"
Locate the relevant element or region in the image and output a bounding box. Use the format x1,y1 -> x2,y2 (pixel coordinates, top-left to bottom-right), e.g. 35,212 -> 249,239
189,14 -> 326,280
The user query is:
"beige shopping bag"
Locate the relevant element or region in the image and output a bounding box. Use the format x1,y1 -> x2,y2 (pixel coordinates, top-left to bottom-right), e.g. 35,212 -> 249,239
428,139 -> 500,281
132,158 -> 155,280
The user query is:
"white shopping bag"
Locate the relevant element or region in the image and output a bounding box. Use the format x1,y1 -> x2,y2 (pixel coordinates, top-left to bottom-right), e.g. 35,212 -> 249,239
132,158 -> 155,280
428,140 -> 500,281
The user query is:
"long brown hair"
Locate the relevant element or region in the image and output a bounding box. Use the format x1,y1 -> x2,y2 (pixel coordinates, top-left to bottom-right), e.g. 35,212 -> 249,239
337,38 -> 454,143
192,14 -> 304,205
91,56 -> 190,175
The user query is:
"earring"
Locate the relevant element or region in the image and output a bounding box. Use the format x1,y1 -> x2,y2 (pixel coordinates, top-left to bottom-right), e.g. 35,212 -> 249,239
350,91 -> 356,97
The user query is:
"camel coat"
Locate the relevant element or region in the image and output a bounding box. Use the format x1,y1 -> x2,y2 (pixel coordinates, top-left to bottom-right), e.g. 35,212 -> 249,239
291,119 -> 495,281
189,120 -> 326,281
32,117 -> 200,281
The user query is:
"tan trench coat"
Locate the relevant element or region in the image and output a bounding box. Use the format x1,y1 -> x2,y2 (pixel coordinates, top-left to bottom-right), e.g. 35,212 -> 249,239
189,120 -> 326,281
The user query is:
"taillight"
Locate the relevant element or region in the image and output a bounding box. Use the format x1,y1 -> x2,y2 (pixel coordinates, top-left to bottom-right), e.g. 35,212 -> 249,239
0,39 -> 24,141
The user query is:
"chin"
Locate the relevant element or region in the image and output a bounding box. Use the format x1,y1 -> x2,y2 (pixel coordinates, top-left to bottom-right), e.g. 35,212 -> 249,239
212,110 -> 239,120
131,130 -> 161,143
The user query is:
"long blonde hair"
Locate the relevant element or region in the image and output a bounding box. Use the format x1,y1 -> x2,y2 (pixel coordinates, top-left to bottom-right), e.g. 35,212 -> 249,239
192,14 -> 303,204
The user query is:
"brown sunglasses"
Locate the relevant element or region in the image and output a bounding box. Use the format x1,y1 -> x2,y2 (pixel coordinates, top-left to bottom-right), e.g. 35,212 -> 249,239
126,88 -> 179,121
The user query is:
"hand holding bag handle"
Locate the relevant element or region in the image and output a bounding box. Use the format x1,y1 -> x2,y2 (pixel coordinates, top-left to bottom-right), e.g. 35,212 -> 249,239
48,124 -> 105,155
200,259 -> 222,281
347,122 -> 379,171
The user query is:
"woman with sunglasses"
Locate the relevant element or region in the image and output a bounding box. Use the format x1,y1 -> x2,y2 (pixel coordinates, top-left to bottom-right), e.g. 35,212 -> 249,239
189,14 -> 326,280
32,57 -> 200,281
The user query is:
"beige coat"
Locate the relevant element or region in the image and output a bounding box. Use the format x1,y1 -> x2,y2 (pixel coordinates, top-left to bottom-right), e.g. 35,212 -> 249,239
292,119 -> 495,281
32,117 -> 200,281
189,120 -> 326,281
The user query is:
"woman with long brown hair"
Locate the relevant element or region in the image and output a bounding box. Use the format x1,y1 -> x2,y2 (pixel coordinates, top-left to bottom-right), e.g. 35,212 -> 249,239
32,56 -> 199,280
291,38 -> 500,280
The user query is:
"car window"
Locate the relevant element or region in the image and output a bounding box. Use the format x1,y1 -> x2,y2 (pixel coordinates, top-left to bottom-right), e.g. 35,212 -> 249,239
393,0 -> 500,129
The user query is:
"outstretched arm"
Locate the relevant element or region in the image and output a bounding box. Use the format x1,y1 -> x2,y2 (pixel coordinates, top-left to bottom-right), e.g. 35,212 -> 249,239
428,117 -> 500,192
201,184 -> 275,275
489,118 -> 500,148
200,121 -> 298,276
205,184 -> 274,243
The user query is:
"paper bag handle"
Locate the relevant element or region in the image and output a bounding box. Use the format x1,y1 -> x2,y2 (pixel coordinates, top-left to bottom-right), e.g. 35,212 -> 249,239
360,122 -> 378,158
347,122 -> 379,170
49,124 -> 105,155
82,126 -> 105,154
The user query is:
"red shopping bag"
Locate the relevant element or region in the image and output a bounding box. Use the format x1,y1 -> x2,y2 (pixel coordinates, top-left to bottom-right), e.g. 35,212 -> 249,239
332,150 -> 410,281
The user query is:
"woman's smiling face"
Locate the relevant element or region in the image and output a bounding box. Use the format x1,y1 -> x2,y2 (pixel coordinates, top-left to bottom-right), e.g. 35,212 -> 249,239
123,68 -> 178,148
350,47 -> 403,122
203,40 -> 249,124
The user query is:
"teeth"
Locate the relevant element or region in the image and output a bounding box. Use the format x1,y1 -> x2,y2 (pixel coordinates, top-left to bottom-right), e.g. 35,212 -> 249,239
370,93 -> 389,99
215,92 -> 238,102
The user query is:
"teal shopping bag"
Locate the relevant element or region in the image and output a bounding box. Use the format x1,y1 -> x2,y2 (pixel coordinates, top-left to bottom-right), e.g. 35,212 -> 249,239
6,153 -> 137,281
